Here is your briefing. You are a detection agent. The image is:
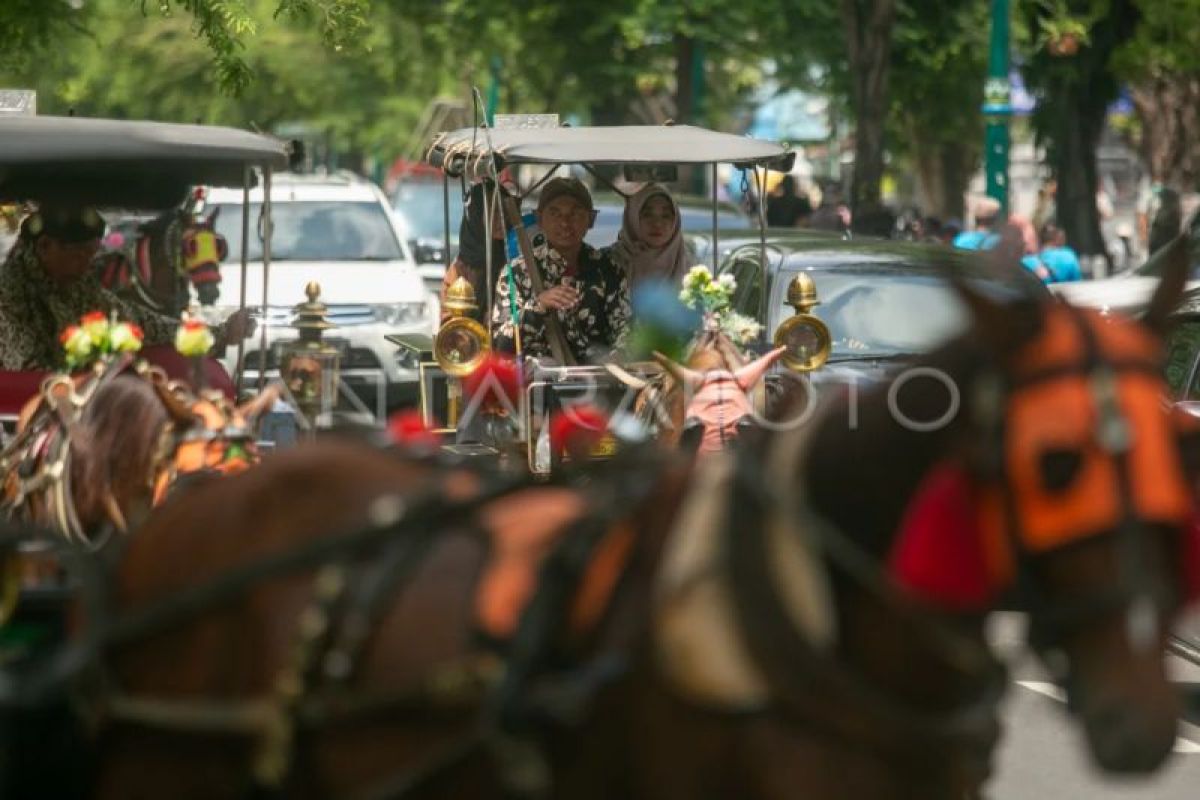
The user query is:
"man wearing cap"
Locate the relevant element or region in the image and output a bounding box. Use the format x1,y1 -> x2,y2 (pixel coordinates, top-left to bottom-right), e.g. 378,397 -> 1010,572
491,177 -> 630,364
0,204 -> 253,370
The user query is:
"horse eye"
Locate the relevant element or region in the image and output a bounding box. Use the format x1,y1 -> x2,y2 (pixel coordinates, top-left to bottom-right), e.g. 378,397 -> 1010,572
1040,448 -> 1083,492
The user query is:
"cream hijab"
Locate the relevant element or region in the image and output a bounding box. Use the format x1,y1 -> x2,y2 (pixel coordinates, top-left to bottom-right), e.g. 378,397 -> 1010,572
613,183 -> 689,290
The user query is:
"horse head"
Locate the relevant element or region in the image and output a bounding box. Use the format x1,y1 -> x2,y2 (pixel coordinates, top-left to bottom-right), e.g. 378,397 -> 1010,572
651,330 -> 785,454
180,207 -> 225,306
891,230 -> 1199,773
96,207 -> 227,314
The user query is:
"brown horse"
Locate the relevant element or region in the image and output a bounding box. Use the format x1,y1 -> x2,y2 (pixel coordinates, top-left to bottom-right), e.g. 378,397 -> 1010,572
1,357 -> 274,548
27,237 -> 1200,799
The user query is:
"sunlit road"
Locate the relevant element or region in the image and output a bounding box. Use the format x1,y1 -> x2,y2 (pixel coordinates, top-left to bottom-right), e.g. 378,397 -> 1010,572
987,612 -> 1200,799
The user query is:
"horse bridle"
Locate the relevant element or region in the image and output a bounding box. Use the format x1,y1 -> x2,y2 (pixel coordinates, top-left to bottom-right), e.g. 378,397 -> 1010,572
971,306 -> 1177,659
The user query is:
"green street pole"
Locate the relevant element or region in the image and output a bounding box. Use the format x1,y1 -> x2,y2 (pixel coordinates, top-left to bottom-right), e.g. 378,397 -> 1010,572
487,56 -> 502,125
983,0 -> 1011,215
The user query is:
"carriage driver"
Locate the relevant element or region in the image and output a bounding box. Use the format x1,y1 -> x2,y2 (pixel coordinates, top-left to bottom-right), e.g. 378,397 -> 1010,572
0,203 -> 255,370
491,177 -> 630,364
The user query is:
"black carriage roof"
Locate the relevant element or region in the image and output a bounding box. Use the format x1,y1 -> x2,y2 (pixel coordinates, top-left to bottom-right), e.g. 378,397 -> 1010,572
427,125 -> 794,171
0,115 -> 291,208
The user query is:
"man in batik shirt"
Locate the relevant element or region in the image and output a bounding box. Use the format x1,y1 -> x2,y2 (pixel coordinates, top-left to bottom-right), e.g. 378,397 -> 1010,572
0,203 -> 251,371
491,178 -> 630,364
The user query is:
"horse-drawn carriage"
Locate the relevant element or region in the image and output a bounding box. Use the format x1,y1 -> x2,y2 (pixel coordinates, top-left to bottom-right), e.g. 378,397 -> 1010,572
0,113 -> 294,429
0,115 -> 294,634
414,121 -> 839,473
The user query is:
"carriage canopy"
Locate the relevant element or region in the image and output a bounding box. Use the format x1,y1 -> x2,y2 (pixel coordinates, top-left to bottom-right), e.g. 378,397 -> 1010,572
427,124 -> 794,172
0,115 -> 291,208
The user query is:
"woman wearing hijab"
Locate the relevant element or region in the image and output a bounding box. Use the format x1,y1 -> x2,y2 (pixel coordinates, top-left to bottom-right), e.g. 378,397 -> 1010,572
611,183 -> 691,293
440,179 -> 508,324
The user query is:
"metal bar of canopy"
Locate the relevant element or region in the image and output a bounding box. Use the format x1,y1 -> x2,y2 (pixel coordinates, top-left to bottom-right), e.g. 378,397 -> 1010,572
711,163 -> 719,271
234,165 -> 251,396
257,167 -> 272,393
442,172 -> 451,269
757,165 -> 767,325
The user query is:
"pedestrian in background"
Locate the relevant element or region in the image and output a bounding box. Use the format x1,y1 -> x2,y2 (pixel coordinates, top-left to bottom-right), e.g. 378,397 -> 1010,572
766,174 -> 813,228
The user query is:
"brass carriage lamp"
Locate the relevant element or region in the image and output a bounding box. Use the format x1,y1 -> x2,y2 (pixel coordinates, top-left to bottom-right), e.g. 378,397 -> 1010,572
280,281 -> 340,426
773,272 -> 832,372
434,277 -> 491,427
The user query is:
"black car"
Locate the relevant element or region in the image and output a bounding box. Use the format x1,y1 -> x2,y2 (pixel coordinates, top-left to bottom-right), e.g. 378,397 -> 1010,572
713,235 -> 1048,389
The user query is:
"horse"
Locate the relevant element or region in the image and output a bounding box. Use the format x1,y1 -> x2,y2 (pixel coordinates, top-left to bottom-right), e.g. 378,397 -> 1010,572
18,235 -> 1200,799
608,328 -> 792,452
96,207 -> 226,318
0,353 -> 274,549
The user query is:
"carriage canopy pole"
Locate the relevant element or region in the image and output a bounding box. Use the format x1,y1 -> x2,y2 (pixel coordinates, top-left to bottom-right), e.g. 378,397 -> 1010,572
257,167 -> 273,393
711,162 -> 719,271
442,171 -> 452,269
756,165 -> 767,325
234,165 -> 251,396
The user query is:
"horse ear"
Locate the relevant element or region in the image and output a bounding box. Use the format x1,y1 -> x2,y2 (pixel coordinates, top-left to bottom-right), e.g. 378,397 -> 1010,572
1143,233 -> 1191,336
652,351 -> 703,389
735,346 -> 786,391
206,205 -> 221,227
149,379 -> 199,428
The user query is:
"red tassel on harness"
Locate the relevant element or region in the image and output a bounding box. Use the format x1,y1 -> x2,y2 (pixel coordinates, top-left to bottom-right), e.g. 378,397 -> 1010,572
386,410 -> 438,450
550,404 -> 607,457
889,462 -> 996,612
463,355 -> 520,412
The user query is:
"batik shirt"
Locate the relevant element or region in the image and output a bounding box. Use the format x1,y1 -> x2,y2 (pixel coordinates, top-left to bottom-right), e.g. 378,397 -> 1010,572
490,241 -> 630,364
0,238 -> 179,370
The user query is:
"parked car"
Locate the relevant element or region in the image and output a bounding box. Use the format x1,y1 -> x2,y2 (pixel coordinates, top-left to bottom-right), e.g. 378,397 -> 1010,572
715,236 -> 1049,389
204,171 -> 436,413
1052,215 -> 1200,317
391,178 -> 464,294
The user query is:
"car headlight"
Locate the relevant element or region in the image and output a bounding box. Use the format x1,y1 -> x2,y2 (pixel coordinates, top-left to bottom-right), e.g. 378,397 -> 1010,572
371,302 -> 428,326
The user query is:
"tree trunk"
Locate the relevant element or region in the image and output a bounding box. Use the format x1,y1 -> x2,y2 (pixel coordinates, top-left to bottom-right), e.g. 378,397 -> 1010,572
1131,76 -> 1200,190
839,0 -> 897,223
909,119 -> 973,221
674,33 -> 695,124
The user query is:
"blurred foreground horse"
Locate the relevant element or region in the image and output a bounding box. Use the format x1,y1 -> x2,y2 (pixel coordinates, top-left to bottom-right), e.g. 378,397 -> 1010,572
10,236 -> 1200,800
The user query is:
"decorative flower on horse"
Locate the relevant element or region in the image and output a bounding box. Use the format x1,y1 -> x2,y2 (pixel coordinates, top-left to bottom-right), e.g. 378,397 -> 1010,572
59,310 -> 144,370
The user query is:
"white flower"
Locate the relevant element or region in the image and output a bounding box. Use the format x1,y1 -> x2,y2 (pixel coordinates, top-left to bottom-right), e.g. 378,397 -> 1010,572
717,273 -> 736,291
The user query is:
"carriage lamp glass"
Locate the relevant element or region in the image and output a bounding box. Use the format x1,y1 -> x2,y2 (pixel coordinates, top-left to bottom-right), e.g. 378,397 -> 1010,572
280,281 -> 341,426
371,301 -> 428,326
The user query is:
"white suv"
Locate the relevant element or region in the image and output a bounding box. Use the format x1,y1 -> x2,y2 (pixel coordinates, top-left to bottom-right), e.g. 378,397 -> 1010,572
203,172 -> 437,413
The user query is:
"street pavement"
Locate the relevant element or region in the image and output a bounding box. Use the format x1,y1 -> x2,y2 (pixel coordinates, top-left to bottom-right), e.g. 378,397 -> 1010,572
987,611 -> 1200,799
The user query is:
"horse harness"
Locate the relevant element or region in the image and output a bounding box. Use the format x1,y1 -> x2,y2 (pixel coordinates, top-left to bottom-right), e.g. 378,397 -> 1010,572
971,305 -> 1188,660
0,356 -> 138,547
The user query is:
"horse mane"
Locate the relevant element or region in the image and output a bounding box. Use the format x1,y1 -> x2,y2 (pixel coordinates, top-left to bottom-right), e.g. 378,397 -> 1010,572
802,333 -> 997,558
71,374 -> 171,533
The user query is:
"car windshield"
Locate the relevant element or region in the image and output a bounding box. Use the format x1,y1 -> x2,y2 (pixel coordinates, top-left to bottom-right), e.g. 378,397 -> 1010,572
589,205 -> 746,248
392,182 -> 465,243
772,266 -> 1020,359
212,201 -> 404,262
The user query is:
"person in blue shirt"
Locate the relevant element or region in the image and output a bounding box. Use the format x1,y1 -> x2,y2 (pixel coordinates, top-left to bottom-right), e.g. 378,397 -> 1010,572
953,197 -> 1002,251
1021,223 -> 1082,284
